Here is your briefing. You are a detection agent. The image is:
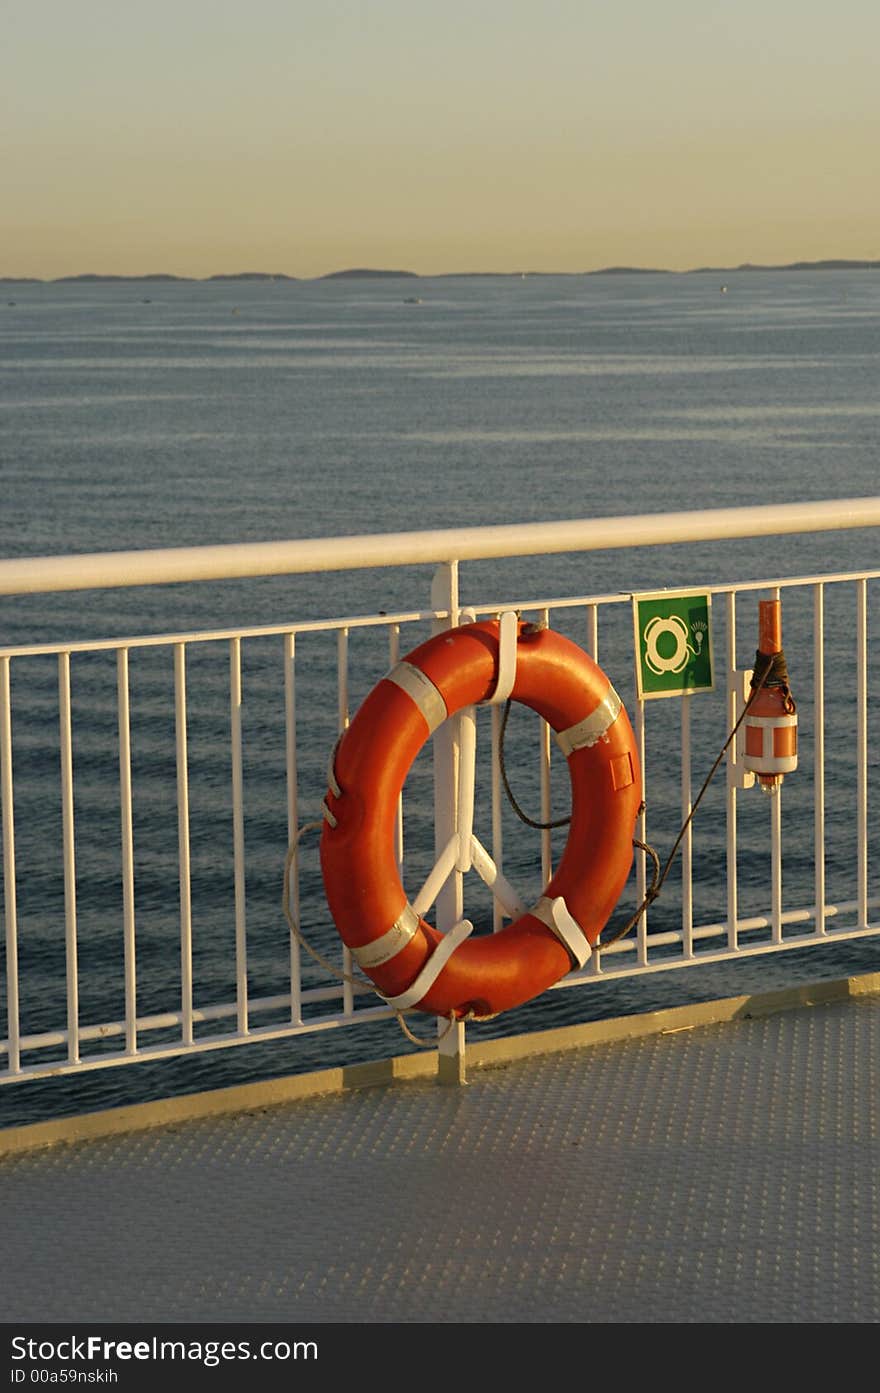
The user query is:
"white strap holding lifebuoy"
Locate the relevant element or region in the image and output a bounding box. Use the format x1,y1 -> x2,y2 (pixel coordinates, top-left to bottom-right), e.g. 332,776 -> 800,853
483,610 -> 519,705
380,918 -> 474,1010
326,737 -> 342,797
530,895 -> 592,969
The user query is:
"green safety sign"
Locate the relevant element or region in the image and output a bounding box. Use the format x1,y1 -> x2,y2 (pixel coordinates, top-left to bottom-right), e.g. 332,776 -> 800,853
633,591 -> 714,699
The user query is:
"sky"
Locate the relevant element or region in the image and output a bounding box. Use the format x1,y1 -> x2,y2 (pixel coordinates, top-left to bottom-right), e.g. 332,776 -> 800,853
3,0 -> 878,279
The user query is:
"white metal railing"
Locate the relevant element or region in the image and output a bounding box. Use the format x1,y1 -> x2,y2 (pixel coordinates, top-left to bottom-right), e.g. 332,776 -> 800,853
1,496 -> 879,597
1,498 -> 878,1094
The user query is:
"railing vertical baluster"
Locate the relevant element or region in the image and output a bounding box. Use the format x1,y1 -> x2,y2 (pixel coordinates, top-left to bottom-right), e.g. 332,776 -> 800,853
0,657 -> 21,1074
586,601 -> 604,966
490,702 -> 503,932
456,707 -> 477,874
813,585 -> 826,935
389,625 -> 404,874
635,697 -> 648,968
539,607 -> 552,883
174,643 -> 194,1046
770,587 -> 783,943
856,579 -> 868,927
337,627 -> 354,1014
585,603 -> 598,660
116,648 -> 137,1054
431,562 -> 464,939
725,591 -> 739,951
283,632 -> 302,1026
58,652 -> 79,1064
587,597 -> 609,972
230,637 -> 248,1035
431,560 -> 466,1080
681,692 -> 693,958
337,628 -> 350,733
771,788 -> 783,943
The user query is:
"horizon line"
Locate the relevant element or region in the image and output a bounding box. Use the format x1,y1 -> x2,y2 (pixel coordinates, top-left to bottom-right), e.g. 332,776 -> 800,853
3,257 -> 880,285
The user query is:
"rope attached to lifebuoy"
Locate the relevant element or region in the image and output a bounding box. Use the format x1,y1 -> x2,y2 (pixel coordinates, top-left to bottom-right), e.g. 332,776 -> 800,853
282,825 -> 459,1047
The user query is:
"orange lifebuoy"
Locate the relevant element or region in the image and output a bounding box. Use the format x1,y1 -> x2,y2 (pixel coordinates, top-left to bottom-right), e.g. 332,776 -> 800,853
319,618 -> 642,1019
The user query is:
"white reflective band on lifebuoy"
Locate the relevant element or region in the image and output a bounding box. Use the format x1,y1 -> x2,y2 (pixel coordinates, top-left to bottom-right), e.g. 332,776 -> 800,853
555,686 -> 622,758
351,902 -> 420,970
529,895 -> 592,969
380,918 -> 474,1010
386,661 -> 448,733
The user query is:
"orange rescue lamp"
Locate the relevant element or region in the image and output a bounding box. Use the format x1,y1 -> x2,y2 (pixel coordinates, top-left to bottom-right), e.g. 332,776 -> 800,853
743,599 -> 798,794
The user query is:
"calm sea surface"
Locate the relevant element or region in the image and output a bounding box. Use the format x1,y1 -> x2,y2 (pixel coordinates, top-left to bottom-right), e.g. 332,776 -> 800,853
1,271 -> 879,1123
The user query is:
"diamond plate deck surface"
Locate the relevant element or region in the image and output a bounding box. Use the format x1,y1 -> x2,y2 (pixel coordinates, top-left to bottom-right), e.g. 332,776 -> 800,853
2,993 -> 879,1324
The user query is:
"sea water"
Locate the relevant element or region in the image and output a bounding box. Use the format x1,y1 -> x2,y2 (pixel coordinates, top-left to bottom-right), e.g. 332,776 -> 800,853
1,271 -> 879,1123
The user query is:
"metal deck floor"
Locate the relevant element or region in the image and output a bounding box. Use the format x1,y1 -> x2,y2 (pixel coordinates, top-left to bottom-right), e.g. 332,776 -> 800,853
2,991 -> 879,1325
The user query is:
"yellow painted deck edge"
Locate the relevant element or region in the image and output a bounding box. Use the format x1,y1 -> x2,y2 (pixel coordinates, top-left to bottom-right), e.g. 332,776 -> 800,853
3,970 -> 879,1156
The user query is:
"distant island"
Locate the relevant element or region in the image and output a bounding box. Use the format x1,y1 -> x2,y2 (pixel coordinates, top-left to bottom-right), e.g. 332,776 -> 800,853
320,268 -> 419,279
688,259 -> 880,275
206,272 -> 297,282
1,259 -> 878,285
52,273 -> 192,283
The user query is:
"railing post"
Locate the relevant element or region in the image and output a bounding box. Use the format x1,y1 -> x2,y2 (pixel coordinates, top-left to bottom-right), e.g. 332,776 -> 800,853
431,561 -> 467,1084
680,692 -> 693,958
58,652 -> 80,1065
813,585 -> 826,936
0,656 -> 21,1075
856,579 -> 868,928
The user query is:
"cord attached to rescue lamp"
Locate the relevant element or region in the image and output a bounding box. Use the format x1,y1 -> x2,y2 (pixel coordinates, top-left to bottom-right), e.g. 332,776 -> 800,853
502,594 -> 800,950
742,599 -> 798,795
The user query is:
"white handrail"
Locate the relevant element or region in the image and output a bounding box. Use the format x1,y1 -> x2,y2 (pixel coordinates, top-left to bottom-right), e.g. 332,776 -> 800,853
0,496 -> 879,596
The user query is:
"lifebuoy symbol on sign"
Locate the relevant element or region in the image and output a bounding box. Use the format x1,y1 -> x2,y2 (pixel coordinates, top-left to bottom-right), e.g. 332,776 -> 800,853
643,614 -> 692,675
